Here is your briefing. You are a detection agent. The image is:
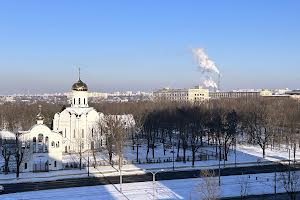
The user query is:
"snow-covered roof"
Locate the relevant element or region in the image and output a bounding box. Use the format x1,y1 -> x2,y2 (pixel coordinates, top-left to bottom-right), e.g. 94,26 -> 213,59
0,131 -> 15,139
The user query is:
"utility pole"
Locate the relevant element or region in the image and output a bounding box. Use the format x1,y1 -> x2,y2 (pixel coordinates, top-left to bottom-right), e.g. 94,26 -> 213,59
288,148 -> 291,183
274,163 -> 277,196
172,141 -> 175,171
218,147 -> 221,186
234,138 -> 237,167
119,153 -> 123,193
87,150 -> 90,177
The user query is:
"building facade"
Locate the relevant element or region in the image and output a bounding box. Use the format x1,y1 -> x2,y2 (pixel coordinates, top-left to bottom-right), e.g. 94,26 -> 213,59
20,107 -> 63,172
53,77 -> 134,154
209,89 -> 273,99
153,86 -> 209,102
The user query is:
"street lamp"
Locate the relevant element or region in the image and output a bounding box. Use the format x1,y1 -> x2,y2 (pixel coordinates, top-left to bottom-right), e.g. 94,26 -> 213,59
144,169 -> 164,200
170,142 -> 176,171
83,149 -> 90,177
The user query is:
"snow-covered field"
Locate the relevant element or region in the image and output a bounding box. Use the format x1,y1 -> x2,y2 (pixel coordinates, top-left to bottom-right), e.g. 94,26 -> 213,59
0,143 -> 298,184
0,172 -> 292,200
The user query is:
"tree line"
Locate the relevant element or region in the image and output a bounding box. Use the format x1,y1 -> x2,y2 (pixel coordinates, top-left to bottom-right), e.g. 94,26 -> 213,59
0,97 -> 299,177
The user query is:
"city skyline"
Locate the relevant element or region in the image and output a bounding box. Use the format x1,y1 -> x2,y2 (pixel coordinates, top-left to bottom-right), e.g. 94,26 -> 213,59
0,1 -> 299,95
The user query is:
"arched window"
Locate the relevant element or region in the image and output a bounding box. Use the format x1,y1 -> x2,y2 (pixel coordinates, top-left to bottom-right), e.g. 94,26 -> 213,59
45,136 -> 49,152
51,141 -> 55,147
92,128 -> 94,137
37,134 -> 44,152
79,98 -> 81,105
33,137 -> 36,152
56,141 -> 60,148
74,98 -> 75,105
54,161 -> 57,167
84,98 -> 86,105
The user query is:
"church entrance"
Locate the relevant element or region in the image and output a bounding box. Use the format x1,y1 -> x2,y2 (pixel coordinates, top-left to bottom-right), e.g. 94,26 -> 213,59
33,157 -> 49,172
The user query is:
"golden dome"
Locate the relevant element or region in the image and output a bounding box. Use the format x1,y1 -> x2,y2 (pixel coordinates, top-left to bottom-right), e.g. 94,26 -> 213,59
72,79 -> 88,91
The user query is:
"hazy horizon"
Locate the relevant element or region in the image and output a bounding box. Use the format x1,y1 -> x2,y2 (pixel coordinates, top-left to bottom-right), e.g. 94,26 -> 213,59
0,1 -> 299,95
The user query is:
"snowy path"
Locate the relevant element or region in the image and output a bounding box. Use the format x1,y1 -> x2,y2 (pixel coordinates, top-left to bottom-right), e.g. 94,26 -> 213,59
0,172 -> 294,200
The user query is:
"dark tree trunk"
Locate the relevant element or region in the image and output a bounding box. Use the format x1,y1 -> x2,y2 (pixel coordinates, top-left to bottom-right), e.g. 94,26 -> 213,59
136,144 -> 139,162
177,140 -> 180,158
192,146 -> 196,167
152,143 -> 155,159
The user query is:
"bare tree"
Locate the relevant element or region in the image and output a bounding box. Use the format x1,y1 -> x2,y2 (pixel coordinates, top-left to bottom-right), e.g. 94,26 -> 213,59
13,132 -> 29,178
239,175 -> 250,199
89,120 -> 105,168
280,170 -> 300,200
244,100 -> 273,158
198,169 -> 220,200
74,137 -> 84,170
1,138 -> 12,174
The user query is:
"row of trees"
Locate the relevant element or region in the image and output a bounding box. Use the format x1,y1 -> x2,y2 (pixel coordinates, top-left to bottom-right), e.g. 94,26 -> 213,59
117,98 -> 299,166
0,97 -> 299,177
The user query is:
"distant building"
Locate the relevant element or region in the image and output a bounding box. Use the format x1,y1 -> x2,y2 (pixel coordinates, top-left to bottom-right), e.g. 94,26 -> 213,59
209,89 -> 272,99
153,86 -> 209,102
88,92 -> 108,99
286,90 -> 300,99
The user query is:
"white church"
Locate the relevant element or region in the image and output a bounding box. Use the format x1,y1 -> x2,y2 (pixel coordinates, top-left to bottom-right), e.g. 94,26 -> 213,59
17,76 -> 134,172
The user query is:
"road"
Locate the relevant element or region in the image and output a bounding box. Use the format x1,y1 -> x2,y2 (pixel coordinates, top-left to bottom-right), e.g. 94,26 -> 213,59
0,162 -> 299,195
222,191 -> 300,200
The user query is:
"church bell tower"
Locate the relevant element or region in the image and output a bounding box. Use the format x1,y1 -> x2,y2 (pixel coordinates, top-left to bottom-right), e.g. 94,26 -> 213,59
71,68 -> 89,108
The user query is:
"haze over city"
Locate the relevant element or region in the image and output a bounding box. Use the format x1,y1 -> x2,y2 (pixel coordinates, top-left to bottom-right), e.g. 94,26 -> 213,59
0,0 -> 299,95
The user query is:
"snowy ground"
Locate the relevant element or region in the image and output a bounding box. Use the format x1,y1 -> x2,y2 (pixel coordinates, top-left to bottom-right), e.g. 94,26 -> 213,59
0,143 -> 298,184
0,171 -> 293,200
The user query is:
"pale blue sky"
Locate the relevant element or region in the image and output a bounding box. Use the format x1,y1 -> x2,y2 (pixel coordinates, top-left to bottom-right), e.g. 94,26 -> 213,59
0,0 -> 299,94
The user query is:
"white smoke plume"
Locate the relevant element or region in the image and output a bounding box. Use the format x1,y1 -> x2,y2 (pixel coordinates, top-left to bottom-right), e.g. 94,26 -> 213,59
203,78 -> 218,88
192,48 -> 220,90
192,48 -> 220,74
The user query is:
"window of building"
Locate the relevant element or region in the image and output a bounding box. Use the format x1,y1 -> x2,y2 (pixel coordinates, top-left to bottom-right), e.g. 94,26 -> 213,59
24,162 -> 27,169
91,141 -> 94,150
84,98 -> 86,105
56,141 -> 60,148
54,161 -> 57,167
33,137 -> 37,152
73,129 -> 75,138
92,128 -> 94,137
82,129 -> 84,138
74,98 -> 75,105
51,141 -> 55,147
45,136 -> 49,152
37,134 -> 44,152
64,128 -> 66,138
79,98 -> 81,105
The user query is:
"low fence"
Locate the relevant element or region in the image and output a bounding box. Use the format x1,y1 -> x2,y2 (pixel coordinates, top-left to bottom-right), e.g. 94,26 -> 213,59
62,150 -> 218,169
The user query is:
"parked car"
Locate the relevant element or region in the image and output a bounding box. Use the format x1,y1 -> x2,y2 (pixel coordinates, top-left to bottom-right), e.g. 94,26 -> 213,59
0,185 -> 4,193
